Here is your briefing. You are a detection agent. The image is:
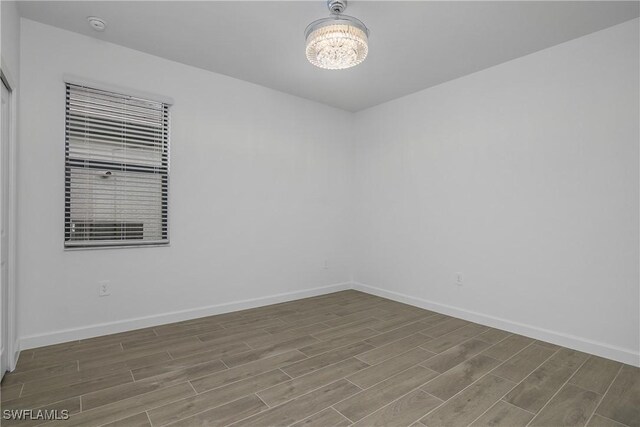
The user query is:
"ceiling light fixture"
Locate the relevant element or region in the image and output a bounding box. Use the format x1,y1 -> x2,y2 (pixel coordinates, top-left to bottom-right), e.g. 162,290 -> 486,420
87,16 -> 107,32
305,0 -> 369,70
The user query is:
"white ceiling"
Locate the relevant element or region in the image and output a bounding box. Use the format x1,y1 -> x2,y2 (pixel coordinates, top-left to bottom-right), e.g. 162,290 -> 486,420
18,1 -> 640,111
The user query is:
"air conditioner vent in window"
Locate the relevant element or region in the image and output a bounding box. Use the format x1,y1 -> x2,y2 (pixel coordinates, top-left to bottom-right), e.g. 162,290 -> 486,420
69,221 -> 144,242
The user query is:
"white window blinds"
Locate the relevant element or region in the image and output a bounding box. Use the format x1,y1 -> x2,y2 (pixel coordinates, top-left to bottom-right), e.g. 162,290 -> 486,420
64,83 -> 169,248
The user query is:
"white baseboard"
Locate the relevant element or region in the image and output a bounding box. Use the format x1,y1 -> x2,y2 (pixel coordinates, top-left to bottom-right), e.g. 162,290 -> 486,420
19,282 -> 352,350
18,280 -> 639,367
352,282 -> 640,367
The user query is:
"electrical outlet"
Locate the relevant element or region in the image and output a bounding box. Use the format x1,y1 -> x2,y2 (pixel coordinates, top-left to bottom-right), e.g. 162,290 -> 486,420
455,272 -> 464,285
98,280 -> 111,297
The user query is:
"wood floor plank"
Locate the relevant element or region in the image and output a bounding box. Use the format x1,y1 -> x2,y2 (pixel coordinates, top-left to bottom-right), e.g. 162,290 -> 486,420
280,342 -> 373,377
190,350 -> 306,393
421,374 -> 516,427
148,370 -> 290,426
481,335 -> 534,361
155,315 -> 222,330
529,383 -> 600,427
351,389 -> 442,427
421,325 -> 488,353
469,400 -> 534,427
77,347 -> 175,371
131,355 -> 227,381
417,314 -> 451,330
569,356 -> 621,395
421,318 -> 469,338
504,348 -> 590,413
13,345 -> 121,373
290,408 -> 352,427
356,332 -> 433,365
217,313 -> 286,330
166,337 -> 257,360
18,353 -> 170,396
422,354 -> 501,400
258,357 -> 368,407
79,328 -> 158,347
364,321 -> 433,347
245,323 -> 330,349
266,313 -> 342,333
101,413 -> 151,427
81,359 -> 227,411
213,318 -> 288,335
374,300 -> 427,315
32,343 -> 125,364
278,306 -> 342,322
24,340 -> 79,356
79,351 -> 172,373
224,303 -> 298,319
370,312 -> 429,333
1,361 -> 78,387
20,364 -> 138,397
595,364 -> 640,427
491,344 -> 556,383
421,339 -> 492,373
323,308 -> 390,328
334,365 -> 438,422
152,325 -> 228,342
153,322 -> 223,338
30,342 -> 124,362
232,379 -> 361,427
42,383 -> 195,427
121,335 -> 202,352
535,340 -> 562,350
221,335 -> 317,368
586,414 -> 628,427
529,384 -> 601,427
348,347 -> 435,389
476,329 -> 512,345
2,371 -> 132,411
299,328 -> 379,357
312,317 -> 380,341
164,393 -> 267,427
1,383 -> 23,401
331,299 -> 387,317
195,328 -> 268,345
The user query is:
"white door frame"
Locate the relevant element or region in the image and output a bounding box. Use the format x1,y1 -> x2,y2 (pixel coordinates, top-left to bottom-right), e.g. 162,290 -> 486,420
1,60 -> 18,372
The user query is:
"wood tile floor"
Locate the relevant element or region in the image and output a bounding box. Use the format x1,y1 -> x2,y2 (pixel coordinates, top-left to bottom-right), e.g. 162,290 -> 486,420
1,290 -> 639,427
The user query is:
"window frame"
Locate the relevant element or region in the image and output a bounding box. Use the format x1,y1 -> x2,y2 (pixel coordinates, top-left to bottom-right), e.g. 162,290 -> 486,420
63,81 -> 171,250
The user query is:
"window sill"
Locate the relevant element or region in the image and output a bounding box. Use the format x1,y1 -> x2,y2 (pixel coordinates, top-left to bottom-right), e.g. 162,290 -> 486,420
64,242 -> 171,251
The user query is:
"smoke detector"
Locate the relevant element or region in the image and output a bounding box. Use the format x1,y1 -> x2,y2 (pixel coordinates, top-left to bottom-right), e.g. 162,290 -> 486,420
87,17 -> 107,32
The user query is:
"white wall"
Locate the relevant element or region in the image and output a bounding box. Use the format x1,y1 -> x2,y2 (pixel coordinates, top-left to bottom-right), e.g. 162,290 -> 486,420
1,1 -> 20,84
18,19 -> 354,347
353,19 -> 639,365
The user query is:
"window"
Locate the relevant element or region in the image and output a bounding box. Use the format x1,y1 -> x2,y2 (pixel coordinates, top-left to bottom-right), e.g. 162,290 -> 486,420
64,83 -> 169,248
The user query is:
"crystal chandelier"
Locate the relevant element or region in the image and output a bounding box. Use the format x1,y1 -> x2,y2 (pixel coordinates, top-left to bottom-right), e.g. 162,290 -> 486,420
305,0 -> 369,70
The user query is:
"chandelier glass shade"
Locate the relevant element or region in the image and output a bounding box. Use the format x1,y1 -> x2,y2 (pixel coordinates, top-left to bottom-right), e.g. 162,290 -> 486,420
305,15 -> 369,70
